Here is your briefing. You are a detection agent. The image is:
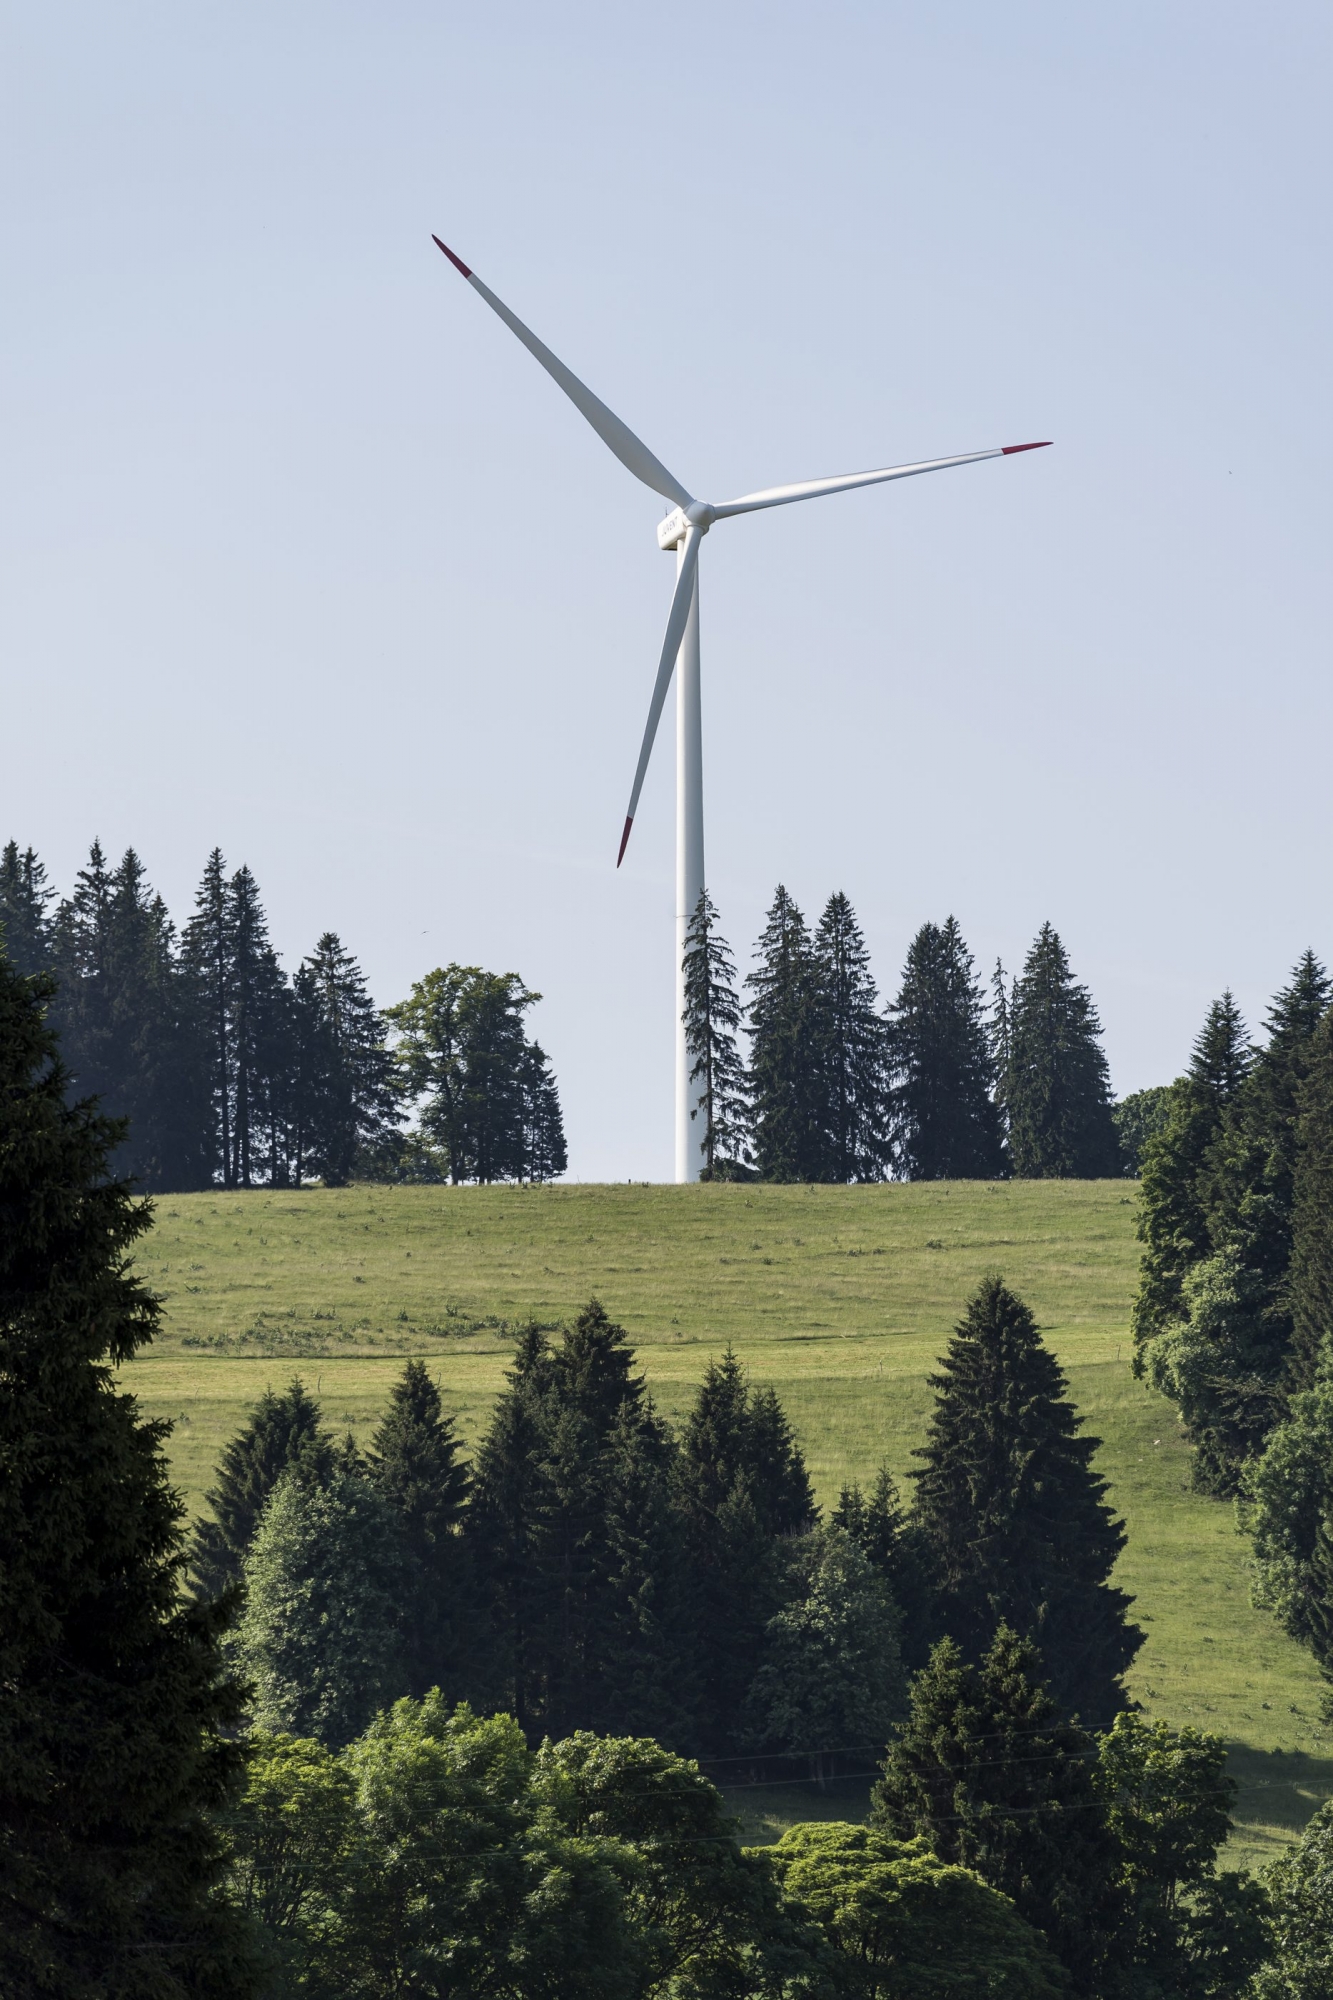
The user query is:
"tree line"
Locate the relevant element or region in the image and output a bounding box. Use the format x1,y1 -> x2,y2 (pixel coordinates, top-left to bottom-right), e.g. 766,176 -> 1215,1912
685,889 -> 1129,1181
0,838 -> 565,1189
2,947 -> 1304,1999
1132,953 -> 1333,1701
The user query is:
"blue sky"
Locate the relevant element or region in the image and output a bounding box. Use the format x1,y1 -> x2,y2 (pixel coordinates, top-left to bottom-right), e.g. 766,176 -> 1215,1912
4,2 -> 1329,1177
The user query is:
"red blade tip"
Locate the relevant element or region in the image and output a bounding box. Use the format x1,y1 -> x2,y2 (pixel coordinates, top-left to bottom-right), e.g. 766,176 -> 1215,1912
616,816 -> 634,868
431,235 -> 472,279
1002,440 -> 1052,454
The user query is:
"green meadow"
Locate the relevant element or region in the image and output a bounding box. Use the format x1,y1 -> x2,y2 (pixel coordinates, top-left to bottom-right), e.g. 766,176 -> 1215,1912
127,1180 -> 1332,1869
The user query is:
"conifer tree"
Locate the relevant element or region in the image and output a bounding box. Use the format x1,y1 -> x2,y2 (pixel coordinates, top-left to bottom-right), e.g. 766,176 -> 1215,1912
911,1275 -> 1141,1726
831,1464 -> 934,1665
297,932 -> 399,1185
465,1324 -> 555,1726
812,891 -> 890,1182
872,1627 -> 1123,1991
368,1360 -> 473,1695
182,848 -> 234,1186
889,917 -> 1005,1179
0,954 -> 253,1994
517,1040 -> 568,1182
596,1400 -> 698,1745
191,1379 -> 334,1598
682,888 -> 751,1178
747,885 -> 826,1180
0,839 -> 54,974
226,865 -> 293,1189
232,1466 -> 409,1747
1002,924 -> 1120,1177
1289,1010 -> 1333,1389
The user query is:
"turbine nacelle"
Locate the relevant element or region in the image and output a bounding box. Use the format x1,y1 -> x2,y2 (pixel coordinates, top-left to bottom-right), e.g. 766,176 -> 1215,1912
658,501 -> 714,551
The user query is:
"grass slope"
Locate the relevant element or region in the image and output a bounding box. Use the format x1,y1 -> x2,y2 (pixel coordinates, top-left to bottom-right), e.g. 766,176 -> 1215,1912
127,1181 -> 1332,1869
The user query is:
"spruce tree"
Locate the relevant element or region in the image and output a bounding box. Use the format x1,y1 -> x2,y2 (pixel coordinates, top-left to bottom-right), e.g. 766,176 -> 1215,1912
182,848 -> 234,1186
1289,1010 -> 1333,1389
872,1627 -> 1122,1991
367,1360 -> 473,1695
831,1464 -> 934,1666
1002,924 -> 1119,1177
0,954 -> 253,1994
0,839 -> 54,974
682,888 -> 751,1178
226,865 -> 293,1189
465,1324 -> 555,1726
746,886 -> 826,1181
595,1399 -> 698,1745
517,1040 -> 568,1182
911,1275 -> 1141,1726
191,1378 -> 334,1598
812,891 -> 890,1182
889,917 -> 1005,1179
297,933 -> 399,1185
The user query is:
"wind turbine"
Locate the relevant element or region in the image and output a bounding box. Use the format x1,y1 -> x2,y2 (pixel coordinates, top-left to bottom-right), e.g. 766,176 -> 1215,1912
431,235 -> 1049,1183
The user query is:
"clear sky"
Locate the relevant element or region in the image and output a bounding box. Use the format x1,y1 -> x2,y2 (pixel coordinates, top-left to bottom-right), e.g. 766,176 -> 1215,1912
4,2 -> 1329,1179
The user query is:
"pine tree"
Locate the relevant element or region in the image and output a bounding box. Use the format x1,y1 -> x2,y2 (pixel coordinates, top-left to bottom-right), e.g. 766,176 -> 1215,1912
191,1379 -> 334,1598
911,1275 -> 1141,1726
872,1627 -> 1123,1992
1289,1010 -> 1333,1389
0,840 -> 54,974
297,933 -> 399,1186
0,953 -> 254,1994
747,886 -> 826,1181
368,1360 -> 473,1695
889,917 -> 1005,1180
682,888 -> 751,1178
1002,924 -> 1119,1177
812,892 -> 890,1182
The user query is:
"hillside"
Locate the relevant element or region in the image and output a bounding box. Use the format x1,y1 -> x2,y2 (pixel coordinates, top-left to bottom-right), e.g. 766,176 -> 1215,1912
127,1179 -> 1333,1869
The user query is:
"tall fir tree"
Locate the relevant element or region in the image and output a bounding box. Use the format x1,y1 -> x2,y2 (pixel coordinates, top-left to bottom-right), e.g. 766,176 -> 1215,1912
747,885 -> 826,1181
812,892 -> 890,1182
911,1275 -> 1141,1726
296,933 -> 399,1185
0,840 -> 54,975
1002,924 -> 1120,1177
517,1039 -> 568,1182
831,1463 -> 934,1667
0,953 -> 253,1995
367,1360 -> 473,1696
1289,1009 -> 1333,1389
182,848 -> 234,1187
872,1627 -> 1123,1992
889,917 -> 1005,1180
190,1379 -> 334,1598
682,888 -> 751,1178
226,865 -> 294,1190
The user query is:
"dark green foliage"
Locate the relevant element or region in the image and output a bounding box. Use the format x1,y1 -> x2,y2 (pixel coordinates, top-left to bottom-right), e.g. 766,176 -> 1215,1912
1135,964 -> 1331,1495
1113,1085 -> 1174,1178
889,916 -> 1005,1180
1240,1374 -> 1333,1680
1097,1712 -> 1271,2000
294,933 -> 400,1186
0,839 -> 54,974
872,1628 -> 1122,1992
367,1360 -> 472,1696
1001,925 -> 1120,1178
832,1466 -> 934,1669
0,953 -> 253,1996
911,1275 -> 1141,1727
682,888 -> 751,1178
1259,1796 -> 1333,2000
744,1525 -> 907,1777
468,1303 -> 690,1740
767,1821 -> 1067,2000
387,962 -> 567,1183
191,1378 -> 333,1598
1288,1010 -> 1333,1391
813,892 -> 891,1183
232,1466 -> 410,1748
747,885 -> 827,1181
226,1701 -> 817,2000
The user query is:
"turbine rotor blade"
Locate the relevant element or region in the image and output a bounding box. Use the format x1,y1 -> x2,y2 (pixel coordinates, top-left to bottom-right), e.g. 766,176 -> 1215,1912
431,236 -> 693,509
617,526 -> 703,867
711,443 -> 1051,520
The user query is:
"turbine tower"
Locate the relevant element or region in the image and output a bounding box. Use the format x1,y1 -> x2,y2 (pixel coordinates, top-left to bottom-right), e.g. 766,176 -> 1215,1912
431,235 -> 1049,1182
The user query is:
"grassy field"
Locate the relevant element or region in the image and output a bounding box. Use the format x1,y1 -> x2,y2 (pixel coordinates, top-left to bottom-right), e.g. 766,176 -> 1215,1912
126,1180 -> 1333,1870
